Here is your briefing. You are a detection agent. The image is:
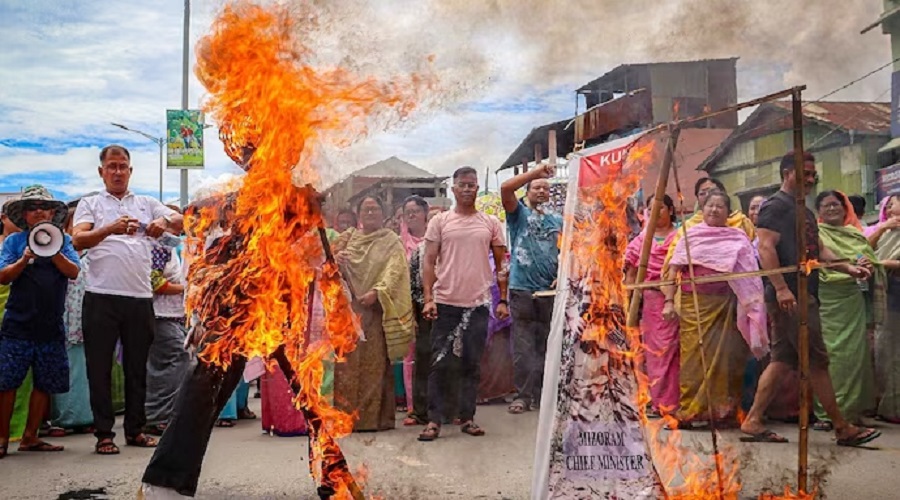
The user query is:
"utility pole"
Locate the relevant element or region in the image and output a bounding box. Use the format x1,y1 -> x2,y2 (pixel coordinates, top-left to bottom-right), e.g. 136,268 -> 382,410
111,123 -> 166,201
180,0 -> 191,207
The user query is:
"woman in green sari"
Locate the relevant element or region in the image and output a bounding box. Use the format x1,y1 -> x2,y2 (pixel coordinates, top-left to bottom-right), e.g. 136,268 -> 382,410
814,191 -> 877,429
332,196 -> 414,431
869,194 -> 900,423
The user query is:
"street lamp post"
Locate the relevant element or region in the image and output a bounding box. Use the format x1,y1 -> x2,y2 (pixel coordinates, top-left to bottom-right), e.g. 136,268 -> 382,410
181,0 -> 191,207
111,123 -> 166,201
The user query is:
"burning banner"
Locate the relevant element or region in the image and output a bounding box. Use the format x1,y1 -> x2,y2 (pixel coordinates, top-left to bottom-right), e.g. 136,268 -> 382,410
532,133 -> 665,499
533,130 -> 749,499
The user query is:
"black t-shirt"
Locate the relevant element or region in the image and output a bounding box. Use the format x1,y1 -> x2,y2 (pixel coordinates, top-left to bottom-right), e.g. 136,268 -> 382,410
755,190 -> 820,301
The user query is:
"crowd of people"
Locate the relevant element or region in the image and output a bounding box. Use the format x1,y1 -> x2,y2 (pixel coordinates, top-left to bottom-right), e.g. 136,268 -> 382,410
1,146 -> 898,472
626,152 -> 898,447
0,146 -> 560,465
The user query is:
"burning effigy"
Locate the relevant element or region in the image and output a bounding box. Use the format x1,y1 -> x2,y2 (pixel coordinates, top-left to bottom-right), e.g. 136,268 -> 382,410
140,1 -> 433,499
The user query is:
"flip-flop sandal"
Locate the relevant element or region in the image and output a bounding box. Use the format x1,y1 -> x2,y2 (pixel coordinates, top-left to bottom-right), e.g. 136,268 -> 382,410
403,416 -> 426,426
47,427 -> 68,438
19,440 -> 64,452
508,401 -> 528,415
216,419 -> 235,428
739,430 -> 789,443
417,424 -> 441,442
813,420 -> 834,432
238,409 -> 257,420
837,428 -> 881,448
143,423 -> 167,436
461,422 -> 485,437
125,434 -> 158,448
95,439 -> 120,455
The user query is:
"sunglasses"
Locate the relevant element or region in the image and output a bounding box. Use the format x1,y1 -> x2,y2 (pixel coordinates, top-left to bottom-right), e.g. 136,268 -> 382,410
24,202 -> 55,212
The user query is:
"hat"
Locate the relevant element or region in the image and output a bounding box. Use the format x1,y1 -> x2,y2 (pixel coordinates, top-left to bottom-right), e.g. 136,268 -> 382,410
6,185 -> 68,230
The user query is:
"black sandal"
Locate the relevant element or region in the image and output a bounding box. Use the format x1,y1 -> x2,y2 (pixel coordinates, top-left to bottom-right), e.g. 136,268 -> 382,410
216,419 -> 235,428
125,434 -> 158,448
95,438 -> 120,455
460,421 -> 485,436
418,423 -> 441,442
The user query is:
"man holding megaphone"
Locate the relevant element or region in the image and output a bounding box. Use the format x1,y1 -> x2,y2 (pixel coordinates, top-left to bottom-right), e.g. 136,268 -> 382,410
0,184 -> 80,459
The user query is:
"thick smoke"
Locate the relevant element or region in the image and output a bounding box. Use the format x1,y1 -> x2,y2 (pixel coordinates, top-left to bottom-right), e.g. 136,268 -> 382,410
271,0 -> 890,179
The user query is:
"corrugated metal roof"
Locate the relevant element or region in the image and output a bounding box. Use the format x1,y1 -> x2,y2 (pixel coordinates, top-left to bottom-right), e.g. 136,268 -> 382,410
698,100 -> 891,172
768,101 -> 891,134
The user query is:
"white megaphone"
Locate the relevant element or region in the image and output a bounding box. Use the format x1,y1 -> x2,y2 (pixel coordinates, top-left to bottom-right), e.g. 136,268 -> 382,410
28,222 -> 65,258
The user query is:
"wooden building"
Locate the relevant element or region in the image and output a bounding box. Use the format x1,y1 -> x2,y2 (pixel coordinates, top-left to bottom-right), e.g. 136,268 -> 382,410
698,101 -> 892,212
324,156 -> 449,216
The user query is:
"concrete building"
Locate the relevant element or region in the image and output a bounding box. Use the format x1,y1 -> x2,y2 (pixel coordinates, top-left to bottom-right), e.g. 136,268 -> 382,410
698,101 -> 892,212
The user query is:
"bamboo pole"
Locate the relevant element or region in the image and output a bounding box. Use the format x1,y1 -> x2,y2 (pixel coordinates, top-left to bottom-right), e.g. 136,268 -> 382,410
667,129 -> 725,498
532,260 -> 850,297
626,127 -> 680,328
792,88 -> 811,495
548,130 -> 558,168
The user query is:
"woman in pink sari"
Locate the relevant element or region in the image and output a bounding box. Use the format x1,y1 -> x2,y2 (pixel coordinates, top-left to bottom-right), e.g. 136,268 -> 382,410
625,194 -> 679,417
401,195 -> 429,425
661,191 -> 768,428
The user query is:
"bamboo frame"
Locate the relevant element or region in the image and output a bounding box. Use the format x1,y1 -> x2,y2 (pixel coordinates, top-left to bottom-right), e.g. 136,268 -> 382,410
533,260 -> 848,296
791,89 -> 812,494
663,119 -> 728,497
607,86 -> 811,498
626,127 -> 681,328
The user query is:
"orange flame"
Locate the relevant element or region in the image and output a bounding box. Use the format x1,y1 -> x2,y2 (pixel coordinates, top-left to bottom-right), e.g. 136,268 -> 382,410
571,133 -> 744,498
804,259 -> 820,276
187,1 -> 433,497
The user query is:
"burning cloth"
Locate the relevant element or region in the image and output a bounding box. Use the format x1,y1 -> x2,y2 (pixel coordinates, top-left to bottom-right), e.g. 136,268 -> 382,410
532,134 -> 665,499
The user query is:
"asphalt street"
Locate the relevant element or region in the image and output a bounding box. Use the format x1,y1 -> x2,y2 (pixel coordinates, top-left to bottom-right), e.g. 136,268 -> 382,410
2,400 -> 900,499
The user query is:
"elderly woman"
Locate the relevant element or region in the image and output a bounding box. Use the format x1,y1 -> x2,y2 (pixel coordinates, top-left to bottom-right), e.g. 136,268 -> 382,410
662,191 -> 767,428
625,194 -> 679,417
869,195 -> 900,423
332,195 -> 414,431
812,191 -> 877,429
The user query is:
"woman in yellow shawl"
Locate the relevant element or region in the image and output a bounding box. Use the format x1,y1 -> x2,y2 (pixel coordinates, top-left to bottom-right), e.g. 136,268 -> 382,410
332,195 -> 414,431
663,178 -> 755,271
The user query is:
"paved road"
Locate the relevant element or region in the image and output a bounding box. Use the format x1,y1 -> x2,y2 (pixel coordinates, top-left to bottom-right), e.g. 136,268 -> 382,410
2,399 -> 900,499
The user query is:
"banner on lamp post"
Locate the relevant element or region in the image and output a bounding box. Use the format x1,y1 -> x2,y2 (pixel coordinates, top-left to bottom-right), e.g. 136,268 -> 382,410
166,109 -> 205,169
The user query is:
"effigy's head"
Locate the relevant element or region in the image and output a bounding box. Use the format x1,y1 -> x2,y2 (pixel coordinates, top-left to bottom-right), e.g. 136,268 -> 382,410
218,121 -> 259,172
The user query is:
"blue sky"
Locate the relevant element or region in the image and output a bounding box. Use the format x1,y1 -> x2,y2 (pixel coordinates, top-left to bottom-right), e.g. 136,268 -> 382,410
0,0 -> 891,203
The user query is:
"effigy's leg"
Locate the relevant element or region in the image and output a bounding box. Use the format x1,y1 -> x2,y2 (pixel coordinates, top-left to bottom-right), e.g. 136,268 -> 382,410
269,346 -> 364,500
142,355 -> 247,497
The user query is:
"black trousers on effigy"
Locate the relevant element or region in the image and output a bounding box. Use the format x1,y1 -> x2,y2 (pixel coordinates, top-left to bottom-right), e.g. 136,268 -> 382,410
141,351 -> 248,497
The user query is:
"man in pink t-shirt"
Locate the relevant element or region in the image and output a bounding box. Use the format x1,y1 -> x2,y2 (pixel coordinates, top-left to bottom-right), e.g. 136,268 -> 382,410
417,167 -> 508,442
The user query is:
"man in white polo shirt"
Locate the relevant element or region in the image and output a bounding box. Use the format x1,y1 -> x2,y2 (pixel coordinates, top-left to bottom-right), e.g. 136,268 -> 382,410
73,144 -> 184,455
